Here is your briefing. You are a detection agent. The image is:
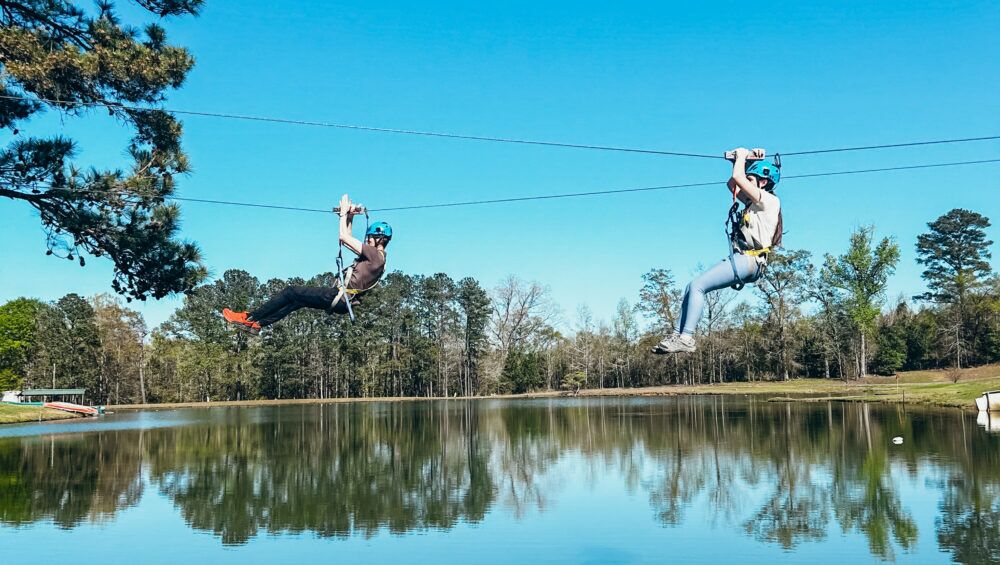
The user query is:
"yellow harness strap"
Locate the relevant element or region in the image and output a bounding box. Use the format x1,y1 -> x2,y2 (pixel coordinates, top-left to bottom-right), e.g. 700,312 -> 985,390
333,264 -> 379,306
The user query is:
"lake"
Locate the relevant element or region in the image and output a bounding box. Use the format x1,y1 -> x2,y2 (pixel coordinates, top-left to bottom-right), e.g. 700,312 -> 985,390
0,397 -> 997,563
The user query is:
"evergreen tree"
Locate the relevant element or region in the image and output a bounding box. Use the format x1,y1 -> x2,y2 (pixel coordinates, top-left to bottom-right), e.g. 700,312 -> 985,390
53,293 -> 101,395
456,277 -> 490,396
167,269 -> 263,400
897,305 -> 938,371
0,0 -> 206,300
915,209 -> 994,367
870,317 -> 906,376
915,209 -> 993,305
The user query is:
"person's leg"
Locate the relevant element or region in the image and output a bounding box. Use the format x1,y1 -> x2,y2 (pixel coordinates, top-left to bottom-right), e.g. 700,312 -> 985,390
249,285 -> 337,327
654,254 -> 761,353
678,254 -> 759,335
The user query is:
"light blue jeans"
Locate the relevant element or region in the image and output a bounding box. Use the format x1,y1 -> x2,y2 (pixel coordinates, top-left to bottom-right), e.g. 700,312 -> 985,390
677,253 -> 761,336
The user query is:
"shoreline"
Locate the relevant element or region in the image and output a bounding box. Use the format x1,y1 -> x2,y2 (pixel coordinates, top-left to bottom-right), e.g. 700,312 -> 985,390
3,367 -> 994,424
105,372 -> 1000,413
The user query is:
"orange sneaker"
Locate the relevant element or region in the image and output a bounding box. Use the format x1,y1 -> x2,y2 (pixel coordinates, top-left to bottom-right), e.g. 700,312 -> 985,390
222,308 -> 261,335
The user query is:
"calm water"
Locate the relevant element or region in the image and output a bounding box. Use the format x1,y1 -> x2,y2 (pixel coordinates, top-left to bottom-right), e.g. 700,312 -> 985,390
1,397 -> 998,564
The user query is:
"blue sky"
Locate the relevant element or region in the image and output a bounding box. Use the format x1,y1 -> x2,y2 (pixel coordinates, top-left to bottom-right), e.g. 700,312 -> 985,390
1,0 -> 998,329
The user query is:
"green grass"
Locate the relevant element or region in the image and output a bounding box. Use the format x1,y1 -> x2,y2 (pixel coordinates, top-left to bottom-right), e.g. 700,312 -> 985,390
840,377 -> 1000,408
570,365 -> 1000,410
0,403 -> 79,424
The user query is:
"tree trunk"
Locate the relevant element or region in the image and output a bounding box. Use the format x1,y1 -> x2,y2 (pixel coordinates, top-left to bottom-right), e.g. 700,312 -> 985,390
955,322 -> 963,369
139,352 -> 147,404
859,332 -> 868,378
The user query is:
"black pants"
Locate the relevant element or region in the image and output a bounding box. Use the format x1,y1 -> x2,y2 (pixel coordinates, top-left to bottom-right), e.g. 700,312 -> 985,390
249,285 -> 347,327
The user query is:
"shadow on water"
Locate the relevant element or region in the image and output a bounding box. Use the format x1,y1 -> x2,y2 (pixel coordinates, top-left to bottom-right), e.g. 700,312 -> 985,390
0,397 -> 998,562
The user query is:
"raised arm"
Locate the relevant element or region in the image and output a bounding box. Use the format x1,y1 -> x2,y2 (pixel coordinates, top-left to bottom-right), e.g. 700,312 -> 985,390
727,177 -> 740,200
728,147 -> 765,204
338,194 -> 364,255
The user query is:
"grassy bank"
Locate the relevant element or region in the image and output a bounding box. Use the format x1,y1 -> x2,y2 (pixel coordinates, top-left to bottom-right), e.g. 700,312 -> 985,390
0,404 -> 81,424
105,365 -> 1000,413
558,369 -> 1000,409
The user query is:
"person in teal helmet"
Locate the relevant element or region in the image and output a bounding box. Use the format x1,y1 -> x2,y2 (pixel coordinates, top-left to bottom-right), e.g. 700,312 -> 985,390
223,194 -> 390,334
653,148 -> 783,354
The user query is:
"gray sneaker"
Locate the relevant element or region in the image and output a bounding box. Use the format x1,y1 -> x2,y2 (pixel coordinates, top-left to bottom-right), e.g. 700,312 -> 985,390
651,333 -> 696,354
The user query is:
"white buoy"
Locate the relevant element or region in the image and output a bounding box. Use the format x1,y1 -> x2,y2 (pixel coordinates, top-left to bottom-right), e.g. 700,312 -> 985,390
892,437 -> 903,445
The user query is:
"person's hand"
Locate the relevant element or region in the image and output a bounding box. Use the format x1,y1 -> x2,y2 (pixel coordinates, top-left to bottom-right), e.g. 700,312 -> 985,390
339,194 -> 352,216
732,147 -> 750,160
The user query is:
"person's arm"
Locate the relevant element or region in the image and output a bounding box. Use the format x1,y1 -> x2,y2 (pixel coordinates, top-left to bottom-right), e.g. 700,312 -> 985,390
728,147 -> 765,204
727,177 -> 740,200
338,193 -> 363,255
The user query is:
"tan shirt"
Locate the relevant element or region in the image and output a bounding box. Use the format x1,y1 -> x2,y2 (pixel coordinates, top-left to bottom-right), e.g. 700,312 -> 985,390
738,190 -> 781,259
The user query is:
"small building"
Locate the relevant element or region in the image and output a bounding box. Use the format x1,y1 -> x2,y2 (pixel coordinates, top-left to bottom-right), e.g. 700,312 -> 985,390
18,388 -> 87,404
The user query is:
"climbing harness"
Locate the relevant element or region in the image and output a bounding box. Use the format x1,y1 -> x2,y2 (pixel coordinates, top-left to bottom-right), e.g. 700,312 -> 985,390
332,205 -> 378,322
724,153 -> 781,291
725,201 -> 767,291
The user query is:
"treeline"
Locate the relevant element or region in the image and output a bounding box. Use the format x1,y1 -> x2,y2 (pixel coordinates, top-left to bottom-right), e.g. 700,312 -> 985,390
0,208 -> 995,405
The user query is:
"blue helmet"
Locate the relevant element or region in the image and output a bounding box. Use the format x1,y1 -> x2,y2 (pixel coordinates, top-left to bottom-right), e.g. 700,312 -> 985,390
366,221 -> 392,241
745,159 -> 780,188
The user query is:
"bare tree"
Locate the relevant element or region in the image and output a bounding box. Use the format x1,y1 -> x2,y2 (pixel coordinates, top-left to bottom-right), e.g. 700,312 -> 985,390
702,287 -> 737,384
756,250 -> 814,380
487,276 -> 556,392
570,305 -> 596,388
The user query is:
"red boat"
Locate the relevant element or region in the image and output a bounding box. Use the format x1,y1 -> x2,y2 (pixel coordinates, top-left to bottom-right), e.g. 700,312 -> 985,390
44,402 -> 99,416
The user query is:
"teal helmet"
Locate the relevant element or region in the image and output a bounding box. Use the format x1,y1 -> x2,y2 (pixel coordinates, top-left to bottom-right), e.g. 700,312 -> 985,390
745,159 -> 780,189
366,221 -> 392,241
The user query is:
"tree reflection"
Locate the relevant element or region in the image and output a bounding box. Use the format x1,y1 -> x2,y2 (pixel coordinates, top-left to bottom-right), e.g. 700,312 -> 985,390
0,397 -> 997,560
831,447 -> 918,560
936,478 -> 1000,565
145,402 -> 496,544
935,409 -> 1000,565
744,466 -> 829,548
0,432 -> 142,528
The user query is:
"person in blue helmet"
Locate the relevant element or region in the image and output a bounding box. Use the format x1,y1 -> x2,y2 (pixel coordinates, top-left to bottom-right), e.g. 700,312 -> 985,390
223,194 -> 390,334
652,147 -> 783,354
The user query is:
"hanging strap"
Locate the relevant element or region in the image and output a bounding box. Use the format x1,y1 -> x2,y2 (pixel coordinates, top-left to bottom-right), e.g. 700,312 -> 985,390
726,196 -> 767,291
332,208 -> 384,322
334,247 -> 356,321
726,194 -> 748,290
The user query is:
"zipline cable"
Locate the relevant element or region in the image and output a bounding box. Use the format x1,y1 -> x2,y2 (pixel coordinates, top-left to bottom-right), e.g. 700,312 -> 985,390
2,94 -> 999,160
368,158 -> 1000,211
9,158 -> 999,214
0,95 -> 719,159
783,136 -> 1000,157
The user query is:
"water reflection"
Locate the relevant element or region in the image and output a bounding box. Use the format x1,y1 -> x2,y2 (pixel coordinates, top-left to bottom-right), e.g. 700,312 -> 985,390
0,432 -> 143,528
1,398 -> 998,562
977,411 -> 1000,433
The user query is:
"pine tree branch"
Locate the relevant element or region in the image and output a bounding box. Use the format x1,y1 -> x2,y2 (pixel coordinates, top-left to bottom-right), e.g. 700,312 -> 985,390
0,185 -> 44,203
0,0 -> 93,50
